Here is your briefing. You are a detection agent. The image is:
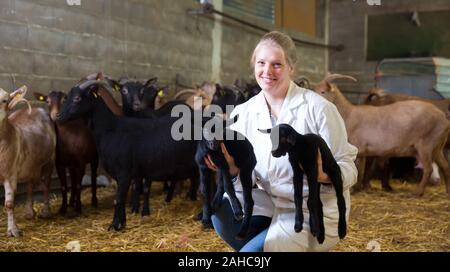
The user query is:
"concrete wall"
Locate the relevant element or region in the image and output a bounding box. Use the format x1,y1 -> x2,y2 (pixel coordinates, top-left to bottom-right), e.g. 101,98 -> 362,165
328,0 -> 450,103
0,0 -> 328,100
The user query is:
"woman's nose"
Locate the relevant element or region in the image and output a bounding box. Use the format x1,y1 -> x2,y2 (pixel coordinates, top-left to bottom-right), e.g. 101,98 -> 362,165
263,64 -> 272,75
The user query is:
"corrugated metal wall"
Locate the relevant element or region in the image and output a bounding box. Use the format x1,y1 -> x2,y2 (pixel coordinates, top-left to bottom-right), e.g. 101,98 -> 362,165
223,0 -> 274,24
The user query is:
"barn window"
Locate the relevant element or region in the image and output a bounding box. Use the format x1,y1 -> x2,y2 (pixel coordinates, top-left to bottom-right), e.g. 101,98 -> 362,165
216,0 -> 321,38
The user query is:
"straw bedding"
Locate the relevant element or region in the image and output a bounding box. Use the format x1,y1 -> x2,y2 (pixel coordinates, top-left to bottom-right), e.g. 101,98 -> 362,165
0,179 -> 448,252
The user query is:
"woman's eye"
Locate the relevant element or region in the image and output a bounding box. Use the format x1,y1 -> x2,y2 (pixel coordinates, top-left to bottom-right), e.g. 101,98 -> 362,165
273,63 -> 282,68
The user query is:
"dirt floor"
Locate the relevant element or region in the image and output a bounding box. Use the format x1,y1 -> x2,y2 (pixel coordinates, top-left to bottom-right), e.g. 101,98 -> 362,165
0,179 -> 448,252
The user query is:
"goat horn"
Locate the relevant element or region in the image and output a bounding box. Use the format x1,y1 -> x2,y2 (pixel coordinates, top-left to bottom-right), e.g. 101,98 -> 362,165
78,79 -> 100,90
324,73 -> 357,83
9,97 -> 32,114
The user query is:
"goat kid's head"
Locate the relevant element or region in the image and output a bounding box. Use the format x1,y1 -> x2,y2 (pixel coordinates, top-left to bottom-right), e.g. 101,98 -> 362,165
117,77 -> 159,113
202,114 -> 239,151
313,73 -> 357,103
0,86 -> 30,121
34,91 -> 66,121
258,124 -> 297,158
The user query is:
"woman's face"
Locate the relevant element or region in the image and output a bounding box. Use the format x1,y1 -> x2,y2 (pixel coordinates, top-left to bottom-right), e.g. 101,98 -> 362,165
254,43 -> 292,94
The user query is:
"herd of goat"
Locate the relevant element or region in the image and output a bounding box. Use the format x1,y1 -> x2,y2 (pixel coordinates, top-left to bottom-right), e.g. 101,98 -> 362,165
0,72 -> 449,241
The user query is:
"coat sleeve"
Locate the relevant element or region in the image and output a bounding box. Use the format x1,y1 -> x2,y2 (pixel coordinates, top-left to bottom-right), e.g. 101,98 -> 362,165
314,102 -> 358,191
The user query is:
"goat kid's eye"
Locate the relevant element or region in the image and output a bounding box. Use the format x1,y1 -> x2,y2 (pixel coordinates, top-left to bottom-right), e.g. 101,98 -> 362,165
2,99 -> 7,103
122,88 -> 128,95
73,96 -> 81,103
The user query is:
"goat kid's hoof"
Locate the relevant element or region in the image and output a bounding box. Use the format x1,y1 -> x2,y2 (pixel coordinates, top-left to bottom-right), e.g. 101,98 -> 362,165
317,234 -> 325,244
382,186 -> 393,192
140,215 -> 151,223
294,223 -> 303,233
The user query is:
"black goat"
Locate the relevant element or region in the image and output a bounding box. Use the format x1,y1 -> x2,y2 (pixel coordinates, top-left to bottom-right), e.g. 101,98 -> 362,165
259,124 -> 346,244
211,84 -> 246,114
110,78 -> 199,215
195,115 -> 255,240
57,79 -> 199,230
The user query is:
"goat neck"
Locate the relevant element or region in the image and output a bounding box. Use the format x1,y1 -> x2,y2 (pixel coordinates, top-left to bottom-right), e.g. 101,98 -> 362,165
97,87 -> 123,116
328,84 -> 355,121
0,116 -> 15,143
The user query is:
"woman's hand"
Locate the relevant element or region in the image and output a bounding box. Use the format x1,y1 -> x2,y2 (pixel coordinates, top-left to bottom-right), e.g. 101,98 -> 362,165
204,143 -> 240,177
317,149 -> 331,184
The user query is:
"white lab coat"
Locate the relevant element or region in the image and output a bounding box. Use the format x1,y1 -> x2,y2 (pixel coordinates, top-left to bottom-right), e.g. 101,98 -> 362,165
228,81 -> 358,252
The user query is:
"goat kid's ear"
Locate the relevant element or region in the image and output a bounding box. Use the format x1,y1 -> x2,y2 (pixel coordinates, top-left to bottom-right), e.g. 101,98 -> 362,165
144,77 -> 158,87
258,128 -> 272,134
33,92 -> 47,102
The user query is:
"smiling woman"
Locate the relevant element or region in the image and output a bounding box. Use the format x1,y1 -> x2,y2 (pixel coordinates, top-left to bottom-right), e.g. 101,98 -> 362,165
208,31 -> 358,252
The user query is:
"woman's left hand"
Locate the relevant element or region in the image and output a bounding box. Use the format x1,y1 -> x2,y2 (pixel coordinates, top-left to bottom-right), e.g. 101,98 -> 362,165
317,149 -> 331,184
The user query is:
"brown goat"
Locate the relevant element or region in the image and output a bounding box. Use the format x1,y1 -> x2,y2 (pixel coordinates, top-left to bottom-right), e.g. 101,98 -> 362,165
313,73 -> 450,197
0,86 -> 56,237
34,91 -> 99,216
364,88 -> 450,117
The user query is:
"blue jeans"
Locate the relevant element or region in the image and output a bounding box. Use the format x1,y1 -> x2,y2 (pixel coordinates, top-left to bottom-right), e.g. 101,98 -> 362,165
211,198 -> 271,252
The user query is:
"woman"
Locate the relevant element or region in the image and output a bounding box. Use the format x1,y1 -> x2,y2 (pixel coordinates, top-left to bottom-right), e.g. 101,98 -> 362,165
205,31 -> 358,252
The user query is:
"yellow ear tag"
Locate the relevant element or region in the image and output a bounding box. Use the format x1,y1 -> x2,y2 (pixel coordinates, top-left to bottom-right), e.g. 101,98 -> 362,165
39,96 -> 45,101
92,92 -> 98,98
158,90 -> 165,97
114,85 -> 120,92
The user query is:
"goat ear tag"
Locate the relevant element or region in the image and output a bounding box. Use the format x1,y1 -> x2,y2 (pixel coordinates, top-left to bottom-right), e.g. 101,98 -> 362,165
39,95 -> 45,101
158,90 -> 165,97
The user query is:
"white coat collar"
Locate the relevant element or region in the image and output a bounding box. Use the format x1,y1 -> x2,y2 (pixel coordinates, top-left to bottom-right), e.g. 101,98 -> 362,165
249,81 -> 307,126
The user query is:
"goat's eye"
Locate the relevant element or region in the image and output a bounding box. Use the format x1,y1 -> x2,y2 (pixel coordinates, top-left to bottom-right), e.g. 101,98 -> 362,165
122,88 -> 128,95
73,96 -> 81,103
2,99 -> 7,103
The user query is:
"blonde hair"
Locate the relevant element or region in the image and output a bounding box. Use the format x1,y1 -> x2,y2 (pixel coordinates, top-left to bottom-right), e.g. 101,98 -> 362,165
251,31 -> 297,70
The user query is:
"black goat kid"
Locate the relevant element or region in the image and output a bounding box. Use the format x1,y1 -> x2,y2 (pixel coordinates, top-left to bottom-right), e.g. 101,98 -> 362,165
195,115 -> 255,240
259,124 -> 346,244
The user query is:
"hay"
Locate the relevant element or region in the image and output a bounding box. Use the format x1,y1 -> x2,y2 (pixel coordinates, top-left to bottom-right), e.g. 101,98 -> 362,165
0,180 -> 448,252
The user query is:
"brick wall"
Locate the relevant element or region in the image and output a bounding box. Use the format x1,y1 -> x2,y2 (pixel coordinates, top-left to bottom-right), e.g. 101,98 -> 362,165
0,0 -> 328,101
